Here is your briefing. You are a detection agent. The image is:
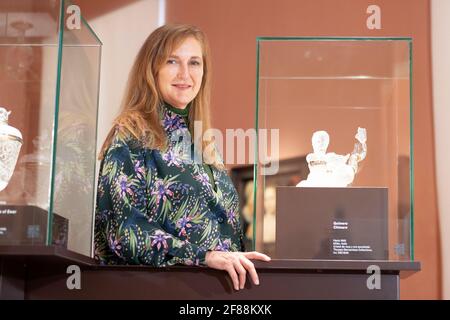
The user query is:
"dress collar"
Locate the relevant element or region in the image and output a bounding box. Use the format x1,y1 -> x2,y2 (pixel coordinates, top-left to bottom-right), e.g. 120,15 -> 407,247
163,101 -> 190,117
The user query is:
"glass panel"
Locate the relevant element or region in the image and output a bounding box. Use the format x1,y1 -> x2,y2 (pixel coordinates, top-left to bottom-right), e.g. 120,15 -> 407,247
254,38 -> 412,261
0,0 -> 62,246
51,0 -> 101,255
0,0 -> 101,256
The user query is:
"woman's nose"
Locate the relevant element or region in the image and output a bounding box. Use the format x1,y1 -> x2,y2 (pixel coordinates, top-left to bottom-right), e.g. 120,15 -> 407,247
177,62 -> 189,80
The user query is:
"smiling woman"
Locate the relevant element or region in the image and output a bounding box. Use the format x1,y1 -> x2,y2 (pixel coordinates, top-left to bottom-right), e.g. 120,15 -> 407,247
157,37 -> 204,109
95,24 -> 270,292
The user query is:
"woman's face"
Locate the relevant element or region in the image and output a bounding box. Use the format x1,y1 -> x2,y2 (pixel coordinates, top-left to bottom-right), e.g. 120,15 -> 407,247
157,37 -> 204,109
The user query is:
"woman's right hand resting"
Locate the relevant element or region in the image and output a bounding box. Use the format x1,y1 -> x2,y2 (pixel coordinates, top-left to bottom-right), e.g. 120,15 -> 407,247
204,251 -> 271,291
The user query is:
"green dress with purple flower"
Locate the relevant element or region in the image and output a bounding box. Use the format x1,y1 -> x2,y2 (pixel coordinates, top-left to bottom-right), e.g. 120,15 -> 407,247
94,103 -> 244,267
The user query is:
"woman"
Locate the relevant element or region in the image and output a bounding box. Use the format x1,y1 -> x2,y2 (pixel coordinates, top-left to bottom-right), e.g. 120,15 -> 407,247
94,24 -> 270,291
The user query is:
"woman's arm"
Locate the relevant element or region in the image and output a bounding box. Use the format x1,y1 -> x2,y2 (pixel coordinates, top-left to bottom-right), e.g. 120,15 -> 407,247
94,139 -> 207,267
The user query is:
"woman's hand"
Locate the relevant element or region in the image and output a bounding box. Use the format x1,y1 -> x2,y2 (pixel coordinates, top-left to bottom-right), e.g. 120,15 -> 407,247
205,251 -> 271,291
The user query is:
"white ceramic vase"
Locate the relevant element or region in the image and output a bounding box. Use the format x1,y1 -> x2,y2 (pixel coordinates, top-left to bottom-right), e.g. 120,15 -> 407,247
0,107 -> 23,192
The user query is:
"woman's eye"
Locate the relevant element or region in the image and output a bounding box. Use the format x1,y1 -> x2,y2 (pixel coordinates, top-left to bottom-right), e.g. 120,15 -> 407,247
167,59 -> 177,64
190,60 -> 202,66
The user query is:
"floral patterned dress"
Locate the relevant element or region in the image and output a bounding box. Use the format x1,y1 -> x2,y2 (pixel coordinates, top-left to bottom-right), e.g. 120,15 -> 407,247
94,103 -> 244,267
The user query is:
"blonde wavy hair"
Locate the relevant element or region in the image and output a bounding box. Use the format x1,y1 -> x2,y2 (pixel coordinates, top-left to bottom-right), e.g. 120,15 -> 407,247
99,24 -> 222,168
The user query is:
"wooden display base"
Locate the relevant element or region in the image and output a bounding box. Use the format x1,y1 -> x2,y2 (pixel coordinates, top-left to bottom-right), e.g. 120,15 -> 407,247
0,245 -> 420,300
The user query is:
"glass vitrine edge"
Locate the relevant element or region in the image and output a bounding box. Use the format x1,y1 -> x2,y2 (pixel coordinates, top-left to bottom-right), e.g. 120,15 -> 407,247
256,36 -> 412,41
89,46 -> 102,257
64,0 -> 102,46
47,0 -> 66,245
81,15 -> 103,45
252,39 -> 260,251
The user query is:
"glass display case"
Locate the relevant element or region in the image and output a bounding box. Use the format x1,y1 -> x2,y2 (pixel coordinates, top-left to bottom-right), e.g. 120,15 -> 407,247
0,0 -> 101,256
252,37 -> 412,261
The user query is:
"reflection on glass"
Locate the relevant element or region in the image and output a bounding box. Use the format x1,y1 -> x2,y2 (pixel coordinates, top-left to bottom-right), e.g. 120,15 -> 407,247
5,20 -> 34,81
241,180 -> 254,242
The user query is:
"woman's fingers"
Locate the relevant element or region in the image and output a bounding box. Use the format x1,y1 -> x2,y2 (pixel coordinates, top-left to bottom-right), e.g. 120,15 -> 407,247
239,256 -> 259,286
206,251 -> 270,291
225,264 -> 240,291
242,251 -> 271,261
232,258 -> 247,289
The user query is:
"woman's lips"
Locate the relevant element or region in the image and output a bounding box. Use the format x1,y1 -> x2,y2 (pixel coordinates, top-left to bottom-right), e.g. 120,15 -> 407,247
172,84 -> 192,90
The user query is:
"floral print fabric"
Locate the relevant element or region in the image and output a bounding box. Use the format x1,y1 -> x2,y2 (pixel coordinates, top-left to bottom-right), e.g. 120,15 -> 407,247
94,105 -> 244,267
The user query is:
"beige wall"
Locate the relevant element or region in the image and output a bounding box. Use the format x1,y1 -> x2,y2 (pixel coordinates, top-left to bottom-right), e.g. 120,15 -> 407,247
167,0 -> 441,299
87,0 -> 162,155
431,0 -> 450,300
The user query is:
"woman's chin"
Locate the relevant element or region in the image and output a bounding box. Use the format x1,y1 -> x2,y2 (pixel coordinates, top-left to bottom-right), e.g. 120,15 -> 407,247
171,98 -> 193,108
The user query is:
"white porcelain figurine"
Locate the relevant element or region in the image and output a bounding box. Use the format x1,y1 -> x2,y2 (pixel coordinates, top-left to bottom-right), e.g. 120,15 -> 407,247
297,127 -> 367,187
